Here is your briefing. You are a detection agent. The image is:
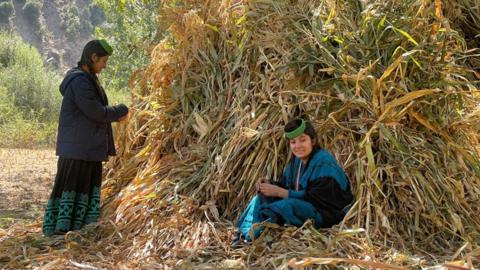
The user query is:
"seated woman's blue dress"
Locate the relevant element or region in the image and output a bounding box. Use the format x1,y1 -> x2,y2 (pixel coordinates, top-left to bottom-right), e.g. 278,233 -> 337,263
236,148 -> 353,241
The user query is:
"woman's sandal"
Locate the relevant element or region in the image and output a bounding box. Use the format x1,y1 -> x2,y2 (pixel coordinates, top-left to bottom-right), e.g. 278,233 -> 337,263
231,235 -> 247,249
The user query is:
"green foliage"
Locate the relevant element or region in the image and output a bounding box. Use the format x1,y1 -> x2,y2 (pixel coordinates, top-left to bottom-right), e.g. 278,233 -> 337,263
23,0 -> 41,21
23,0 -> 42,31
0,32 -> 61,147
93,0 -> 161,95
106,86 -> 131,106
0,86 -> 57,148
0,1 -> 15,22
0,35 -> 16,67
0,113 -> 57,148
0,86 -> 19,125
0,32 -> 61,121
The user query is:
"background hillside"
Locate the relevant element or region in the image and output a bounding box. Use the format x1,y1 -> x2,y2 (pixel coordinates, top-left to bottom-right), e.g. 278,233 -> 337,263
0,0 -> 100,69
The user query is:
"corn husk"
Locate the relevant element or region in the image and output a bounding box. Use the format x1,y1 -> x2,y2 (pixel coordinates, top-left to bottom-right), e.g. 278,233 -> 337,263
2,0 -> 480,269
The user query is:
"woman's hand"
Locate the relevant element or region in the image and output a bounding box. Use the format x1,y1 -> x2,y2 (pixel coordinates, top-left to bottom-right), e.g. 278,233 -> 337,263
258,183 -> 288,198
118,109 -> 131,123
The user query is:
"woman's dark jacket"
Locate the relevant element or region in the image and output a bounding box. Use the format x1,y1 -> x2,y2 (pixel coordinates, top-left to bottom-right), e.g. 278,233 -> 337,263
274,148 -> 354,227
56,67 -> 128,161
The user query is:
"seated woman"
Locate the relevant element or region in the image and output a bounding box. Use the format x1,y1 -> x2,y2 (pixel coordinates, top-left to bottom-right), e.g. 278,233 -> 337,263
234,118 -> 354,245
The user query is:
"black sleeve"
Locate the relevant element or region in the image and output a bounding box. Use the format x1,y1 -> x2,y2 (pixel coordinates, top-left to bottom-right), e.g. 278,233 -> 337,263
304,176 -> 353,212
71,77 -> 128,123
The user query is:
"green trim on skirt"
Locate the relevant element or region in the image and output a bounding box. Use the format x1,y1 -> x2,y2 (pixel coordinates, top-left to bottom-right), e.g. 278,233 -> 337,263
42,157 -> 102,236
42,187 -> 100,236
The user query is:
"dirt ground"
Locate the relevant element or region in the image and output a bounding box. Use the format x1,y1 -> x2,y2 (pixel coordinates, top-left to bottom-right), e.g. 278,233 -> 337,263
0,148 -> 57,227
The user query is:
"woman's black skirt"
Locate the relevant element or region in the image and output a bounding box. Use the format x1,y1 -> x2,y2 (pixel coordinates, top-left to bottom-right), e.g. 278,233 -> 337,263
42,157 -> 102,236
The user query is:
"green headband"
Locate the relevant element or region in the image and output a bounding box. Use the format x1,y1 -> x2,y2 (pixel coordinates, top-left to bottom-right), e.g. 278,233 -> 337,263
99,39 -> 113,55
284,119 -> 306,139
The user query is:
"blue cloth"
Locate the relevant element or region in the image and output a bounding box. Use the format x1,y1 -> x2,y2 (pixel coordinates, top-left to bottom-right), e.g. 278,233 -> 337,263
236,148 -> 351,241
237,195 -> 323,241
56,68 -> 128,161
283,149 -> 349,194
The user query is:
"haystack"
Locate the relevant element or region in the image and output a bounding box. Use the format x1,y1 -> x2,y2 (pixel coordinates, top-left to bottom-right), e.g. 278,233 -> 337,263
1,0 -> 480,269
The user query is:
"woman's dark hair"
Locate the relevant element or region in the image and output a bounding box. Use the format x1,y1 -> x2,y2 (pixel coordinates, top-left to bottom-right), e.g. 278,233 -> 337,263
77,40 -> 111,76
77,40 -> 112,102
284,118 -> 319,148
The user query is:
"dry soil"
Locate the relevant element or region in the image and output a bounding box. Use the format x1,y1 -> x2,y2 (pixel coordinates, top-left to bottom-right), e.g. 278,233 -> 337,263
0,148 -> 57,227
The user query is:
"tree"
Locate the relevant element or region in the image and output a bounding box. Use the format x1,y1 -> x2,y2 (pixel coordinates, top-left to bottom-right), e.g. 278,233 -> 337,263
22,0 -> 42,32
93,0 -> 162,94
0,0 -> 15,24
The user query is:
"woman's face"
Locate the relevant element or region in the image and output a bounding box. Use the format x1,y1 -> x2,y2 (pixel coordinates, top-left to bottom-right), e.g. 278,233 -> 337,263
91,54 -> 109,74
289,133 -> 314,161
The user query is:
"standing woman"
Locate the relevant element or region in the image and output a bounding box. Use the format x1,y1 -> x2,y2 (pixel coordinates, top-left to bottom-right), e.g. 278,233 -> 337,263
234,118 -> 353,245
42,39 -> 129,236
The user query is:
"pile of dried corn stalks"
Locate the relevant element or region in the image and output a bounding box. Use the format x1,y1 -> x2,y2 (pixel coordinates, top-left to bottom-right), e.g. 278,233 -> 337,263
2,0 -> 480,269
